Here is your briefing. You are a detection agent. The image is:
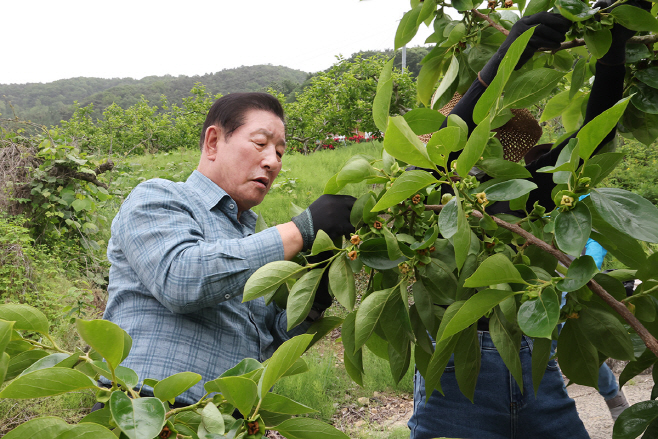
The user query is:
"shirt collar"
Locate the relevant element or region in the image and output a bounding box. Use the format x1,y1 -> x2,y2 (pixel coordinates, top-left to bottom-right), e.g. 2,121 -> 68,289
186,170 -> 258,229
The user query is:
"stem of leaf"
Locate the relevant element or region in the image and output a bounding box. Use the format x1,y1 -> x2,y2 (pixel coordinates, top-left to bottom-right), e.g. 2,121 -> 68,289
166,392 -> 209,418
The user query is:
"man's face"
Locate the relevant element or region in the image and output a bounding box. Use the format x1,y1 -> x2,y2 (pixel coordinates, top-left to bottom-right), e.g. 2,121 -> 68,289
210,109 -> 286,213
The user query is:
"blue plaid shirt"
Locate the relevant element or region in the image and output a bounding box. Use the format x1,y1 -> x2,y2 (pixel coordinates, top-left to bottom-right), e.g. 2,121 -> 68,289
104,170 -> 309,404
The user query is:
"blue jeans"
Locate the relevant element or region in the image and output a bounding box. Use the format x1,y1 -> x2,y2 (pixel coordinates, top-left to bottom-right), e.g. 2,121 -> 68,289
408,331 -> 590,439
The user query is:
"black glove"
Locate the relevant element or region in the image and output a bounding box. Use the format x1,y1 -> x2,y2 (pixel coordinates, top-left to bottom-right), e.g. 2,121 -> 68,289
596,0 -> 652,65
291,194 -> 356,251
480,12 -> 572,84
305,251 -> 334,318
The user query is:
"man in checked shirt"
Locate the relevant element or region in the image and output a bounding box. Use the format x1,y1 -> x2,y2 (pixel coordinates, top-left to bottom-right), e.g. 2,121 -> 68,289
101,92 -> 354,406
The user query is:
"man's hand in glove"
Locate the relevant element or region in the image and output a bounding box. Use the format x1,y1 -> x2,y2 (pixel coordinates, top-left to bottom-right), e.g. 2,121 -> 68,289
480,12 -> 572,84
291,194 -> 356,251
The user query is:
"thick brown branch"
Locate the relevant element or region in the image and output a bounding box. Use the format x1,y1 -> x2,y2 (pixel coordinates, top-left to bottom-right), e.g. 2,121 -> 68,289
425,204 -> 658,356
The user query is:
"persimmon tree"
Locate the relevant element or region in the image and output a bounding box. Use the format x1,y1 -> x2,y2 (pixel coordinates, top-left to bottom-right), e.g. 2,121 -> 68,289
244,2 -> 658,439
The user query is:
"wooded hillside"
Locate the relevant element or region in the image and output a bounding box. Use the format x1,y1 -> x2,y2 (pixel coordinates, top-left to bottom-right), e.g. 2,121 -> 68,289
0,65 -> 309,126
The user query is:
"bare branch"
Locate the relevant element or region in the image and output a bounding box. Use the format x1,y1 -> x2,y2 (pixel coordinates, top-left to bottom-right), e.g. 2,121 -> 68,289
425,203 -> 658,357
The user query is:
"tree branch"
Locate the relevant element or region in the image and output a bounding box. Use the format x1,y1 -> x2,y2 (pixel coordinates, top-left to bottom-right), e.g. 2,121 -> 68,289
471,9 -> 509,35
471,9 -> 658,53
425,203 -> 658,357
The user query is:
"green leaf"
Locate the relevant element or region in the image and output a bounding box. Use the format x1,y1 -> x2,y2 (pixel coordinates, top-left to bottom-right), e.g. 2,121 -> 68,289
441,289 -> 516,340
484,179 -> 537,201
109,391 -> 165,439
5,349 -> 49,381
540,90 -> 570,122
531,337 -> 552,396
464,254 -> 526,288
153,372 -> 201,404
275,417 -> 350,439
388,341 -> 411,384
557,319 -> 599,387
473,28 -> 535,124
359,238 -> 407,270
418,54 -> 448,107
0,304 -> 49,334
372,170 -> 437,211
403,108 -> 446,135
438,198 -> 458,238
620,349 -> 658,389
381,226 -> 403,261
3,417 -> 115,439
354,289 -> 396,352
76,319 -> 130,370
286,269 -> 324,330
395,5 -> 423,50
0,319 -> 13,356
71,198 -> 92,212
454,324 -> 481,402
0,352 -> 9,384
328,255 -> 356,311
636,67 -> 658,89
306,316 -> 343,352
80,406 -> 113,428
342,311 -> 364,385
454,195 -> 471,272
383,116 -> 435,169
579,307 -> 634,361
577,97 -> 631,160
19,353 -> 71,376
431,55 -> 460,108
258,334 -> 313,399
0,367 -> 96,398
554,202 -> 592,257
243,261 -> 305,302
555,0 -> 598,21
556,255 -> 598,292
569,58 -> 588,100
490,307 -> 523,391
584,28 -> 611,59
591,188 -> 658,243
584,152 -> 624,186
456,118 -> 490,179
613,401 -> 658,439
610,5 -> 658,32
310,230 -> 336,256
477,158 -> 531,179
261,392 -> 318,414
425,301 -> 464,393
336,158 -> 379,186
381,290 -> 414,356
200,402 -> 224,435
220,358 -> 262,379
517,287 -> 560,338
373,58 -> 395,133
212,376 -> 258,418
503,68 -> 565,109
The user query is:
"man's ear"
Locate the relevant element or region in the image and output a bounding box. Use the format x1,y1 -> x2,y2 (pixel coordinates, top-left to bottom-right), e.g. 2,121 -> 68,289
203,125 -> 221,160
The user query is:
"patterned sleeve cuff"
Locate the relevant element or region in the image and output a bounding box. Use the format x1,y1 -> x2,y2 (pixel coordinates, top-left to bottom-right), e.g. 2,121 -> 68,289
291,208 -> 314,251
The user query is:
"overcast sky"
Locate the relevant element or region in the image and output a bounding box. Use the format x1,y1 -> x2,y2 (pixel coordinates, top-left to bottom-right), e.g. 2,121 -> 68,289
4,0 -> 435,85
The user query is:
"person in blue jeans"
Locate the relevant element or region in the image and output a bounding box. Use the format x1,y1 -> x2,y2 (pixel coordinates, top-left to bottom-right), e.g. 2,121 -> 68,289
408,0 -> 648,437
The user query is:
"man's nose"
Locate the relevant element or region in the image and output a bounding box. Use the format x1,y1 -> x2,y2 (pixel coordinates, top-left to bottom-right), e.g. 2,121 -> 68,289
261,145 -> 279,170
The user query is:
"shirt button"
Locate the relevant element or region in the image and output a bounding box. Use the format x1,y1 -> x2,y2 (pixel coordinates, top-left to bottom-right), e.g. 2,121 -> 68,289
229,203 -> 235,209
224,294 -> 231,300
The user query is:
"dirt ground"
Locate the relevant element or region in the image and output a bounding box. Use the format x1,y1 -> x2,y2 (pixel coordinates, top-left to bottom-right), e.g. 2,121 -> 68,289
571,373 -> 654,439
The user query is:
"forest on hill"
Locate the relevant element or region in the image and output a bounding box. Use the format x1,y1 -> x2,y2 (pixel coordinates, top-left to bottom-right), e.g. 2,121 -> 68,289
0,64 -> 309,126
0,47 -> 430,128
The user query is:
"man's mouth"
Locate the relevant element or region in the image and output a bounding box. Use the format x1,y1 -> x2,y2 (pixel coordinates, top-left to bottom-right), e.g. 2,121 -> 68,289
253,177 -> 269,189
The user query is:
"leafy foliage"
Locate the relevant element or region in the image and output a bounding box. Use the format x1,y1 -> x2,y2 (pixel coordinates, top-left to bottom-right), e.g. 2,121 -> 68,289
0,304 -> 347,439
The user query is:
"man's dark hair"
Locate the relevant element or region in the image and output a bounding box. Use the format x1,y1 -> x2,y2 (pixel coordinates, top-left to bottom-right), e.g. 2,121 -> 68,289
199,92 -> 285,150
